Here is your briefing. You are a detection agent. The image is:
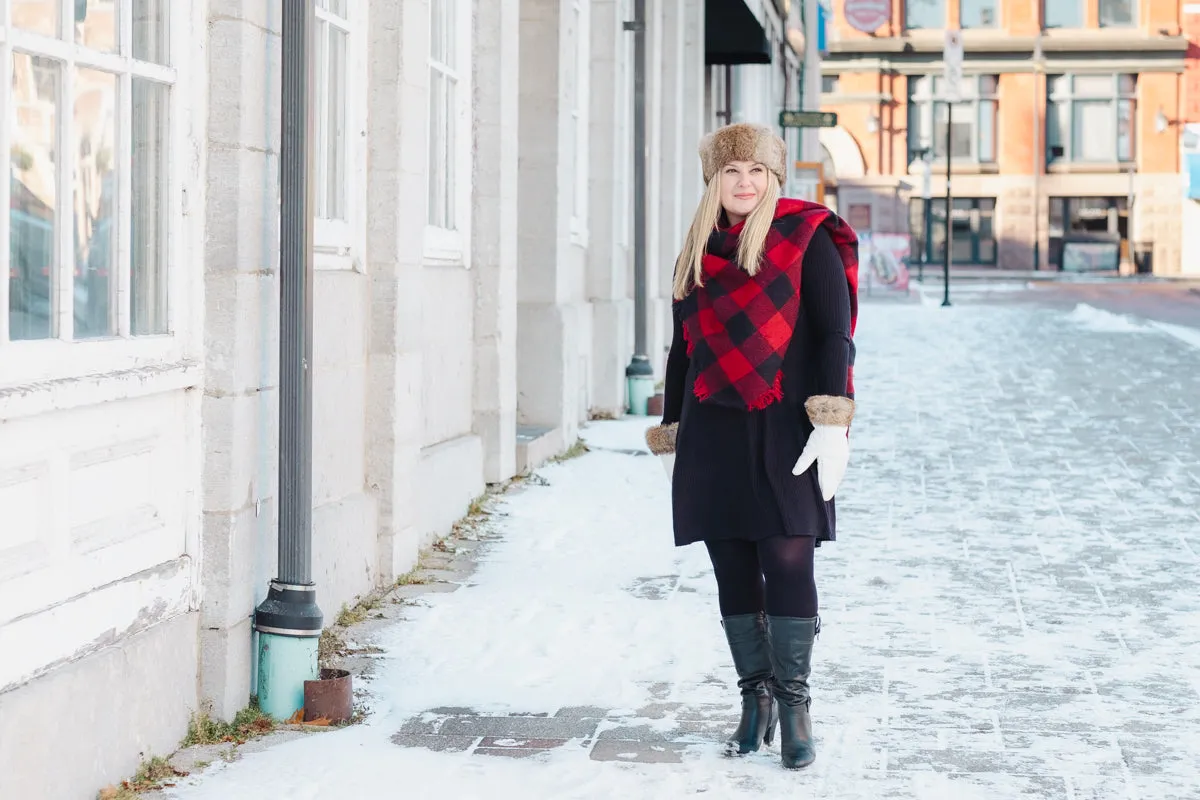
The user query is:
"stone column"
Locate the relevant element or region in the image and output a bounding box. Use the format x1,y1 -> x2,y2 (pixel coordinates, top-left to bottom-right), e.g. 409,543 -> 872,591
585,0 -> 633,415
472,0 -> 521,482
200,1 -> 282,720
365,0 -> 427,581
516,0 -> 580,448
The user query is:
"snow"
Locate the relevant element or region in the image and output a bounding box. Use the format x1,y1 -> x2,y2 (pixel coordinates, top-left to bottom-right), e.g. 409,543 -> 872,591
163,300 -> 1200,800
1063,303 -> 1148,333
1149,320 -> 1200,352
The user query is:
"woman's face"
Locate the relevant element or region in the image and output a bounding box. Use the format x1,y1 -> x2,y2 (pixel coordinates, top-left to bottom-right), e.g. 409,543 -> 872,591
719,160 -> 771,225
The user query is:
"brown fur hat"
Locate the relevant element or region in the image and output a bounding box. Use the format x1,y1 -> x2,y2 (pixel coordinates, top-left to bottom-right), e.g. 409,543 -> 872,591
699,123 -> 787,186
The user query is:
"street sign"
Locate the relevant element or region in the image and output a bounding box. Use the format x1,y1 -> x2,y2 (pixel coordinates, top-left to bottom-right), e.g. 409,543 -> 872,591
779,110 -> 837,128
843,0 -> 890,34
943,29 -> 963,102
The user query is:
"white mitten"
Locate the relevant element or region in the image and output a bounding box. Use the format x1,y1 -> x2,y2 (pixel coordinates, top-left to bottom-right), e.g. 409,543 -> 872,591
791,425 -> 849,501
792,396 -> 855,501
660,453 -> 675,481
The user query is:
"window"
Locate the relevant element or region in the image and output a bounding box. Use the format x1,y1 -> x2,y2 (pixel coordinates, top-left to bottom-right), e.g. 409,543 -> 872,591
569,0 -> 589,242
426,0 -> 471,263
1098,0 -> 1135,27
909,197 -> 996,264
821,75 -> 839,95
1044,0 -> 1083,28
905,0 -> 945,30
1046,75 -> 1136,165
4,0 -> 173,345
314,1 -> 348,241
908,75 -> 998,163
961,0 -> 999,28
1049,196 -> 1128,268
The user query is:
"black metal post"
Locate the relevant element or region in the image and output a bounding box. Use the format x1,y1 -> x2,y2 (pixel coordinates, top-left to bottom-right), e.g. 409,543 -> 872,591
921,196 -> 931,282
624,0 -> 653,397
256,0 -> 321,639
942,101 -> 952,307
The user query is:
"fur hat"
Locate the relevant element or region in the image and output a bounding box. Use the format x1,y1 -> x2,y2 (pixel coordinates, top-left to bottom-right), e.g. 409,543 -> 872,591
699,123 -> 787,186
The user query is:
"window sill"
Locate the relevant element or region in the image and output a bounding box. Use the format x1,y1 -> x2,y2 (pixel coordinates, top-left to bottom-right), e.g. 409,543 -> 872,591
423,225 -> 469,268
0,357 -> 200,422
907,161 -> 1000,176
1046,162 -> 1134,175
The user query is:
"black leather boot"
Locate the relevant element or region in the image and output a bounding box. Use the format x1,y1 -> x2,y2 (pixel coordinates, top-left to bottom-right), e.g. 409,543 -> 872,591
720,613 -> 778,756
765,615 -> 819,769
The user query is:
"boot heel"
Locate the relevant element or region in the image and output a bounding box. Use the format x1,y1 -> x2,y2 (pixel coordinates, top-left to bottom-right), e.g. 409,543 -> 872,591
763,701 -> 778,746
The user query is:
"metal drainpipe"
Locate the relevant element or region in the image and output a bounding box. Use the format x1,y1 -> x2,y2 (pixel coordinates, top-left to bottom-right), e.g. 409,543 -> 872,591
254,0 -> 323,721
624,0 -> 654,414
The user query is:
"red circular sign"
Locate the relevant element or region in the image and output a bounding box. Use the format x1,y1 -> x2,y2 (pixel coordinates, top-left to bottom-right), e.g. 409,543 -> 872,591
843,0 -> 891,34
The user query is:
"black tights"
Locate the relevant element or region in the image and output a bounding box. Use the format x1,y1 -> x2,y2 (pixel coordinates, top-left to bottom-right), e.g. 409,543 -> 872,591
704,536 -> 818,619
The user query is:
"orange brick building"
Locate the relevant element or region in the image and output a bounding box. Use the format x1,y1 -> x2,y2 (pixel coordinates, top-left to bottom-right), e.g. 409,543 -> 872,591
817,0 -> 1190,274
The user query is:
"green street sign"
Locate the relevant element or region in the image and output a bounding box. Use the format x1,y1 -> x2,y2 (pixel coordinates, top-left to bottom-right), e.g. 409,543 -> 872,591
779,110 -> 838,128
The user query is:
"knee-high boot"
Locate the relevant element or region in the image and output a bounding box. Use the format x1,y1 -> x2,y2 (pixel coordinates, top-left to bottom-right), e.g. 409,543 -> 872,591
720,613 -> 778,756
765,615 -> 818,769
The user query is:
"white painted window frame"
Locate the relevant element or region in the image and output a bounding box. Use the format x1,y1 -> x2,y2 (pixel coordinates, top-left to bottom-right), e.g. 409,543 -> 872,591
424,0 -> 472,267
313,1 -> 367,272
569,0 -> 589,246
0,0 -> 192,389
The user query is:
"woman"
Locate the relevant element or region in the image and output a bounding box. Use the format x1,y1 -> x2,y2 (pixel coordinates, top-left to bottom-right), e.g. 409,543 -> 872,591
645,123 -> 858,770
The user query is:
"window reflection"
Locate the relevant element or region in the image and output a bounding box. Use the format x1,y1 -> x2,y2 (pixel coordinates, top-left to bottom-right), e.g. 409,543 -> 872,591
73,68 -> 118,339
9,53 -> 61,341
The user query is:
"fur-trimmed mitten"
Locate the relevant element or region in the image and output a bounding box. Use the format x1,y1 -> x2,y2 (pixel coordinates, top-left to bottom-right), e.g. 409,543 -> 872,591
645,423 -> 678,481
791,396 -> 855,501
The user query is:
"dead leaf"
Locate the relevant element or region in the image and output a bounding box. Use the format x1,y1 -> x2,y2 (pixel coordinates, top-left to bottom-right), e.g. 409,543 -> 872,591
304,716 -> 333,726
287,709 -> 305,724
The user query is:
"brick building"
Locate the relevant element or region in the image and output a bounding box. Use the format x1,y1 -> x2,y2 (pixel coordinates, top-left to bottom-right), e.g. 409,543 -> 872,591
818,0 -> 1191,275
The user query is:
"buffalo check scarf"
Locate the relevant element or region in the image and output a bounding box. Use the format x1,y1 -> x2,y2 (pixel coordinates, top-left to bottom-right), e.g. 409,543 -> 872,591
678,198 -> 859,411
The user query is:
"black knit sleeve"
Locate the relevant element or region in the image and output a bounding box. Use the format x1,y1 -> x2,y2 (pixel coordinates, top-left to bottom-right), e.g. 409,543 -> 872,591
801,227 -> 853,400
662,304 -> 690,424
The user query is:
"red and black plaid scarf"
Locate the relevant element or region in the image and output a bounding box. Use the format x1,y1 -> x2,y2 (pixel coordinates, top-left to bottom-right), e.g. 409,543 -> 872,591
678,198 -> 859,411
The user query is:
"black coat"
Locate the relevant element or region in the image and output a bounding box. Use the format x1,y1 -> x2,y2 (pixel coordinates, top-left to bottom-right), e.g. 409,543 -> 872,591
662,227 -> 853,547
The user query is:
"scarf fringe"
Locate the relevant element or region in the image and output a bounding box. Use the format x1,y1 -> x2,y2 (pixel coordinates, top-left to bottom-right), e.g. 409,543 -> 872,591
746,372 -> 784,411
692,372 -> 784,410
681,317 -> 696,357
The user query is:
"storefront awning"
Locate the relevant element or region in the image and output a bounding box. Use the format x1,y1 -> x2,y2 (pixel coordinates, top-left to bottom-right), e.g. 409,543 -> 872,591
706,0 -> 772,66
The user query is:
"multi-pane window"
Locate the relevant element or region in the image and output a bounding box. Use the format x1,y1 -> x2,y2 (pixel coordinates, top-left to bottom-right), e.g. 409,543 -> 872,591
1044,0 -> 1082,28
961,0 -> 999,28
909,198 -> 997,265
4,0 -> 173,344
570,0 -> 589,237
905,0 -> 945,29
1098,0 -> 1135,27
1046,74 -> 1136,164
315,0 -> 348,229
428,0 -> 458,231
908,75 -> 998,163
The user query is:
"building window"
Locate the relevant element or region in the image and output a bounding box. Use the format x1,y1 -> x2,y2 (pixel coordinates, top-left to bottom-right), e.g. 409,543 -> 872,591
905,0 -> 945,29
315,1 -> 348,229
960,0 -> 999,28
428,0 -> 458,231
1098,0 -> 1135,27
821,75 -> 839,95
1046,75 -> 1136,165
569,0 -> 590,242
1049,196 -> 1128,269
5,0 -> 173,344
426,0 -> 471,262
908,75 -> 998,163
1044,0 -> 1083,28
909,198 -> 997,265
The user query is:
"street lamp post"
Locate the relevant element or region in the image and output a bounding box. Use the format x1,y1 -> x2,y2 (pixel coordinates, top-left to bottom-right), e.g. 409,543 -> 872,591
624,0 -> 653,414
254,0 -> 323,721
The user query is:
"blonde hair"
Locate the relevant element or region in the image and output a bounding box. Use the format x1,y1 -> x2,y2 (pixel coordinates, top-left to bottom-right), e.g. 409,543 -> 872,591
672,175 -> 782,300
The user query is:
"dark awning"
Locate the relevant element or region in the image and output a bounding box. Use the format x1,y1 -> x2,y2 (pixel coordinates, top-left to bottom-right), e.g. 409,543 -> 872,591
706,0 -> 772,65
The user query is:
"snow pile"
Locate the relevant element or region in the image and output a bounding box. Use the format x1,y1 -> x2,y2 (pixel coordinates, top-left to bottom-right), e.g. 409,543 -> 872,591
1063,303 -> 1147,333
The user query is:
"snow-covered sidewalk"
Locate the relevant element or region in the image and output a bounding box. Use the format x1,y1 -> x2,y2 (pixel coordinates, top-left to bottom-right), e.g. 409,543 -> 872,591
164,299 -> 1200,800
